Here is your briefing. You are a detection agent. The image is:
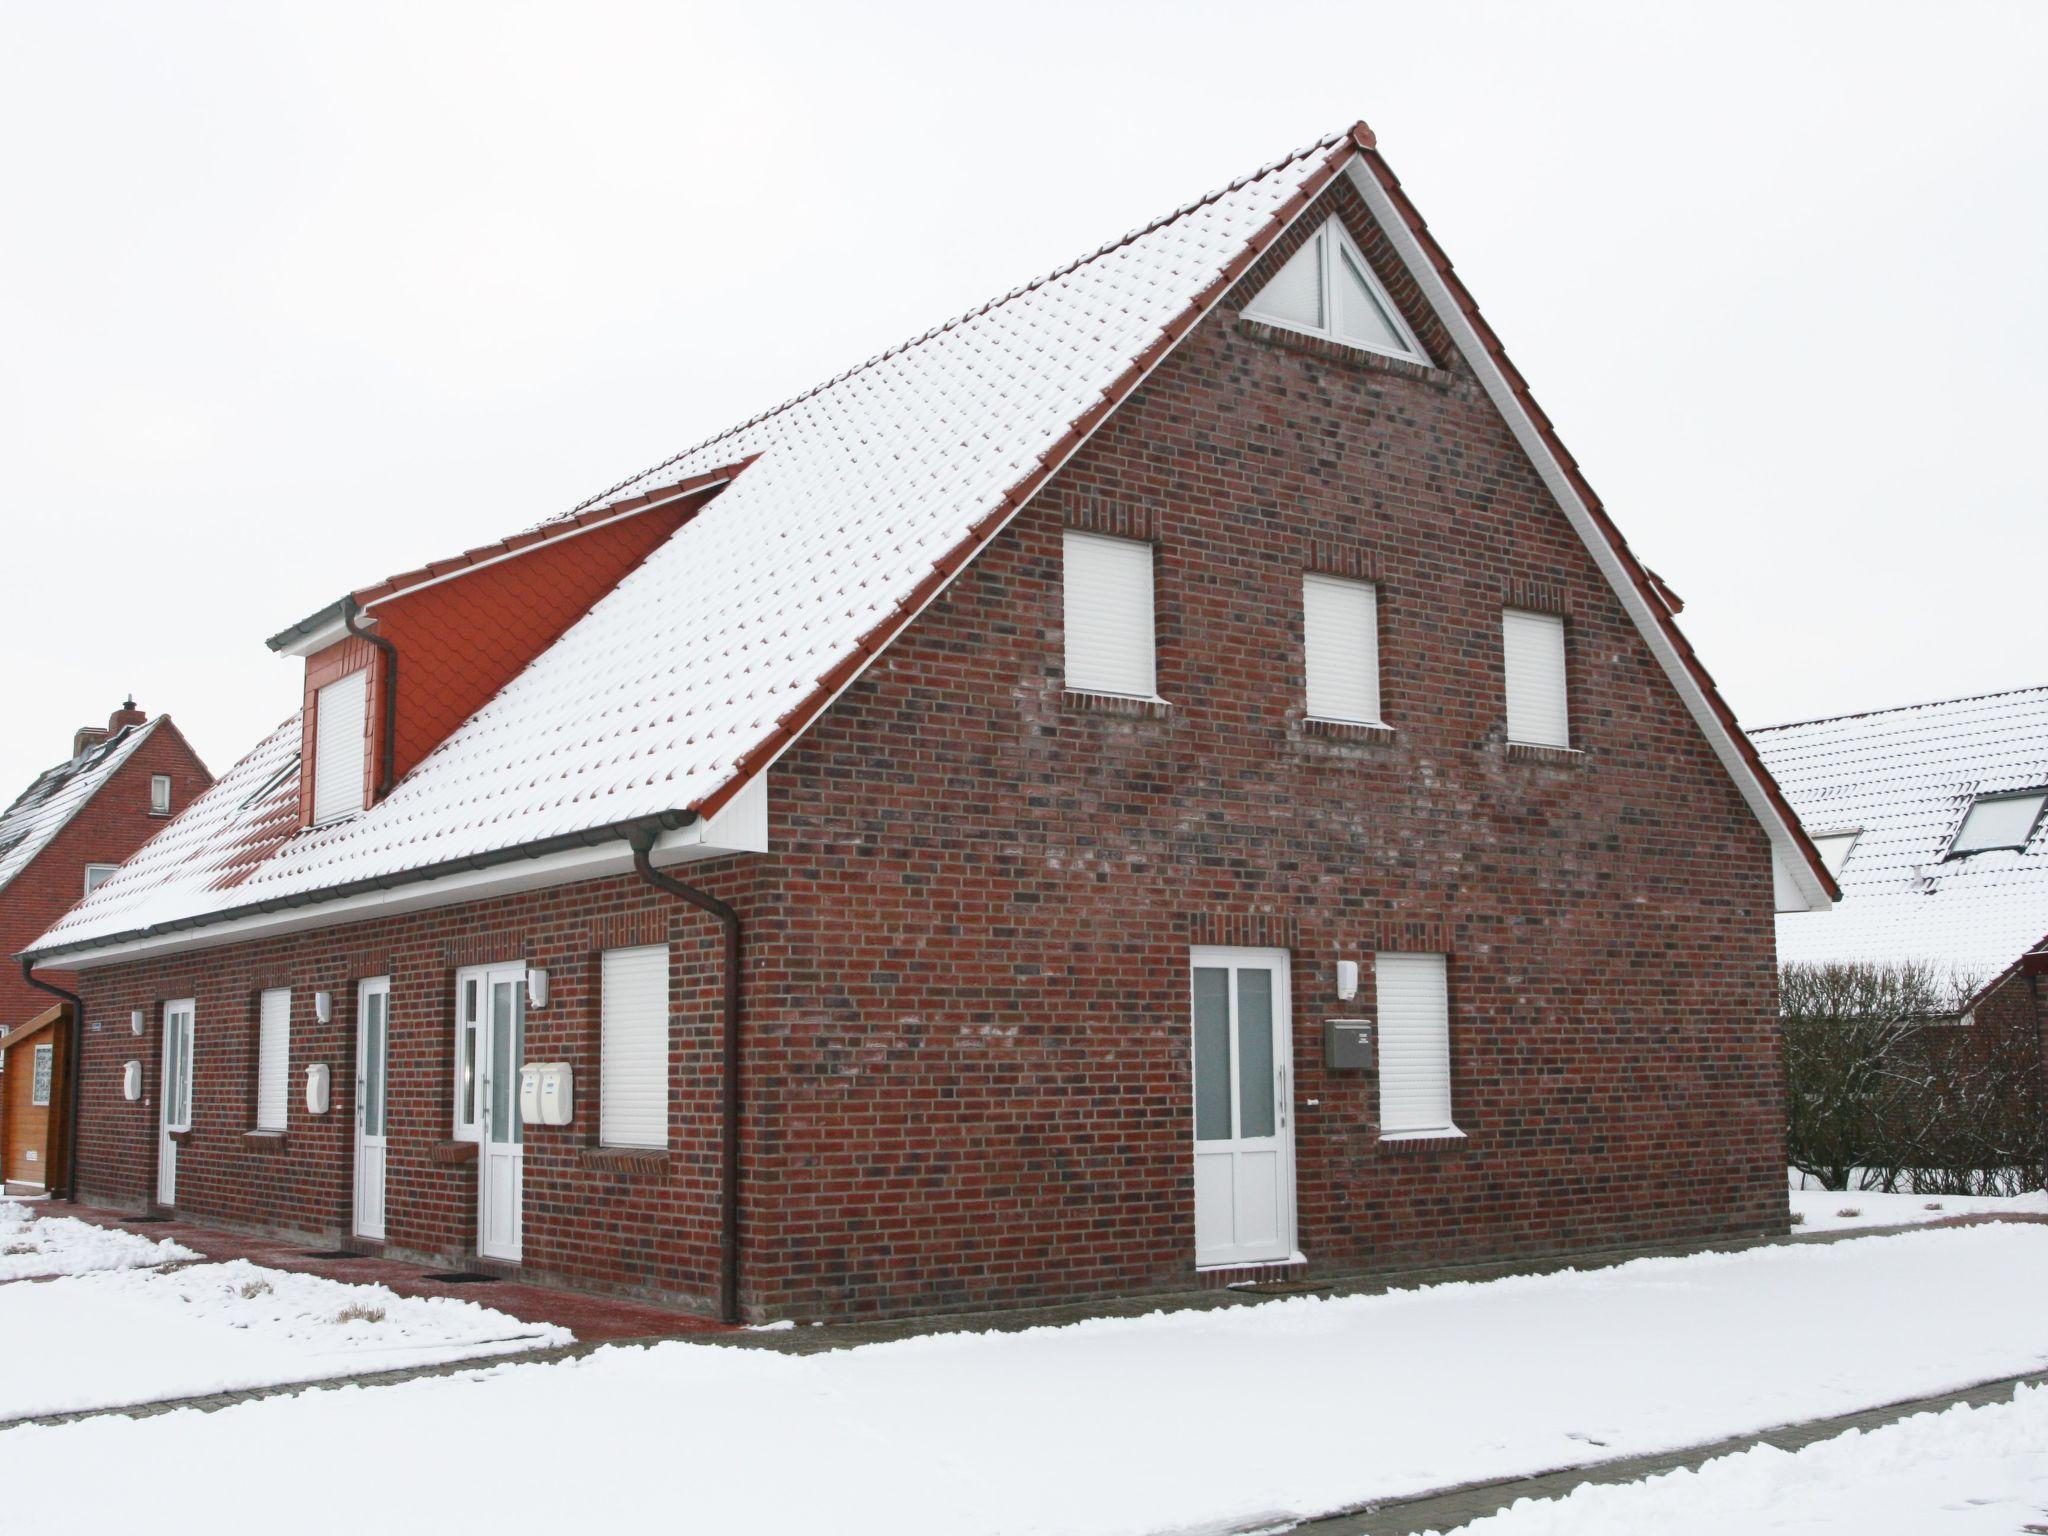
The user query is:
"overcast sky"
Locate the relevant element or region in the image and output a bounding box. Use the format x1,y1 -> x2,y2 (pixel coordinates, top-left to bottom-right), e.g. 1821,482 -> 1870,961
3,1 -> 2042,797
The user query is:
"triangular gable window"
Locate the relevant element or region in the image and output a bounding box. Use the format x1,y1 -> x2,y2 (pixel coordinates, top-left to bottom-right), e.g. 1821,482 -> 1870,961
1244,216 -> 1429,364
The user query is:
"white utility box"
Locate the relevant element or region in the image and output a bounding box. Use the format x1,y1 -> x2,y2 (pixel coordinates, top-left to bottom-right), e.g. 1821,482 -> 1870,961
305,1062 -> 330,1115
519,1062 -> 573,1127
122,1059 -> 143,1101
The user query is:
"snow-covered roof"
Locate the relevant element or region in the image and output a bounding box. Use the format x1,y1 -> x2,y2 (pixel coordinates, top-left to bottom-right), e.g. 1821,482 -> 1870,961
33,131 -> 1357,956
0,719 -> 159,897
1755,686 -> 2048,988
30,122 -> 1832,963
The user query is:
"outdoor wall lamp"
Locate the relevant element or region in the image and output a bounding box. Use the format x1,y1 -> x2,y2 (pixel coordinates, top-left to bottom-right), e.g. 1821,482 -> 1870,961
1336,959 -> 1360,1001
314,991 -> 333,1024
526,969 -> 549,1009
129,1009 -> 144,1035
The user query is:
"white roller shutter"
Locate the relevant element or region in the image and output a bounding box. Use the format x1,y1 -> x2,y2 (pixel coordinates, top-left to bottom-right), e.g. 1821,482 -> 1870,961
1062,530 -> 1157,698
1302,574 -> 1381,724
1375,952 -> 1452,1136
601,944 -> 669,1149
1502,609 -> 1569,747
256,987 -> 291,1131
312,669 -> 369,824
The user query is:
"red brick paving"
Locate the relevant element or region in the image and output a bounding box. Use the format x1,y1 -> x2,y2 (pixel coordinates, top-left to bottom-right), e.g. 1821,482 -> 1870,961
45,1202 -> 733,1342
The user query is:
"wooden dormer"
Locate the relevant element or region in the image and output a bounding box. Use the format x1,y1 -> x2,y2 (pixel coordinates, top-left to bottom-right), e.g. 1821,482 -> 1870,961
271,463 -> 748,829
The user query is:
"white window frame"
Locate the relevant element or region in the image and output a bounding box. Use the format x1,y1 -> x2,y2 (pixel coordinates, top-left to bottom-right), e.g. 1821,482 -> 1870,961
311,668 -> 369,826
1502,608 -> 1571,749
31,1042 -> 54,1107
83,863 -> 118,897
255,987 -> 291,1132
600,944 -> 671,1150
150,773 -> 172,815
1375,951 -> 1459,1140
452,968 -> 486,1142
1947,791 -> 2047,859
163,999 -> 196,1135
1061,529 -> 1159,700
1243,214 -> 1431,364
1301,573 -> 1383,726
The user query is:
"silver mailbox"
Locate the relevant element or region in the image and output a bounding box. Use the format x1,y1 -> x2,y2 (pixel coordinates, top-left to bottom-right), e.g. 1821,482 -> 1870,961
1324,1018 -> 1373,1071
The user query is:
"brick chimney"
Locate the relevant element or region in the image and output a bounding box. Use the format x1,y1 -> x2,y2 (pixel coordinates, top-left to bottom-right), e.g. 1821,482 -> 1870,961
74,697 -> 146,758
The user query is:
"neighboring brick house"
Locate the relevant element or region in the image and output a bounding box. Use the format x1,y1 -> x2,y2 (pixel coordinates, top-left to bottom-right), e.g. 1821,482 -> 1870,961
22,125 -> 1835,1322
0,702 -> 211,1191
1755,687 -> 2048,1173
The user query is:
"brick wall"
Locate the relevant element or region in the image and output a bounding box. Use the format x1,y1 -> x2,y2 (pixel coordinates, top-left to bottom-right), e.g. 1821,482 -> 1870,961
73,859 -> 759,1311
741,174 -> 1787,1317
1,718 -> 213,1031
65,174 -> 1789,1320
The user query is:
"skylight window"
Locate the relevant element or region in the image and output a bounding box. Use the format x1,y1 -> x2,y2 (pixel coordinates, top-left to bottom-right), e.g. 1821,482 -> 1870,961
1243,216 -> 1429,363
1809,830 -> 1860,878
1947,792 -> 2047,858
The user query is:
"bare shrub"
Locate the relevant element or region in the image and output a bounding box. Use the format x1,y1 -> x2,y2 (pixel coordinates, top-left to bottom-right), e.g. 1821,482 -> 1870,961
331,1302 -> 386,1325
238,1278 -> 272,1299
1783,960 -> 2047,1196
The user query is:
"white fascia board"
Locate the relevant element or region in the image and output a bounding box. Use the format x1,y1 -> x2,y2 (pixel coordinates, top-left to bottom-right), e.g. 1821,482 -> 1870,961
1341,160 -> 1831,914
273,615 -> 355,660
58,782 -> 769,972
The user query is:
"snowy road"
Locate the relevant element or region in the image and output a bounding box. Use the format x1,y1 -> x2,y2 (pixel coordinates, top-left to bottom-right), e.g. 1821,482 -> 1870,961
6,1224 -> 2048,1535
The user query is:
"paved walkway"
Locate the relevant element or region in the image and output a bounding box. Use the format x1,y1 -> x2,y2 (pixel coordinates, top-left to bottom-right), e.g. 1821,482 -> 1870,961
41,1201 -> 730,1343
1278,1367 -> 2048,1536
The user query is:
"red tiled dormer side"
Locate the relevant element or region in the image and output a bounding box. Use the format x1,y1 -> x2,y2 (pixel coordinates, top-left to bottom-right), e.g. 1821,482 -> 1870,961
368,492 -> 716,782
291,482 -> 734,828
1,718 -> 211,1030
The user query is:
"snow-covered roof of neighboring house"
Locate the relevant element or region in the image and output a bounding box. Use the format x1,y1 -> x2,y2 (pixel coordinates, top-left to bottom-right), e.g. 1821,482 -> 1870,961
1755,686 -> 2048,991
29,122 -> 1833,963
0,719 -> 159,897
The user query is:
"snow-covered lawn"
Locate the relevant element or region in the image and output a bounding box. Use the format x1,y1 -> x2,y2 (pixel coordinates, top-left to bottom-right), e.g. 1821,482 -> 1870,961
1429,1383 -> 2048,1535
0,1258 -> 572,1421
1789,1184 -> 2048,1233
9,1225 -> 2048,1535
0,1200 -> 196,1280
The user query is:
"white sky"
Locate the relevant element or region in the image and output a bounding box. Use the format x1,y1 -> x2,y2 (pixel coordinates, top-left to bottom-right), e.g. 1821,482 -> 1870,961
3,1 -> 2043,798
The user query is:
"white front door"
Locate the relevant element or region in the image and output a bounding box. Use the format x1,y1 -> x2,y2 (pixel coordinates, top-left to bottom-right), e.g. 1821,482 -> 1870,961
157,999 -> 195,1208
475,968 -> 525,1262
354,978 -> 390,1241
1191,947 -> 1295,1268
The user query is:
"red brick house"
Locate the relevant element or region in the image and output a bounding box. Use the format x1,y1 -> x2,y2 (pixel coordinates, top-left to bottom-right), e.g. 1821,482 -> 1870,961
22,125 -> 1835,1321
1,701 -> 211,1192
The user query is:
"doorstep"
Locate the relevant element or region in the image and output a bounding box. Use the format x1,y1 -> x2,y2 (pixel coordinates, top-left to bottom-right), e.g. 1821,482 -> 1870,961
46,1202 -> 732,1342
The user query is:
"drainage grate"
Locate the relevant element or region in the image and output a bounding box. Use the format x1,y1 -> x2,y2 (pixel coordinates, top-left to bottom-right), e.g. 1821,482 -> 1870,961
298,1250 -> 363,1260
420,1270 -> 500,1284
123,1216 -> 173,1225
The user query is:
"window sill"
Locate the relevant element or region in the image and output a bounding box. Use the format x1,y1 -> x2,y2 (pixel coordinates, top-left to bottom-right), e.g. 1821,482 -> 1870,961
244,1130 -> 288,1150
167,1127 -> 195,1144
1378,1125 -> 1468,1147
1235,316 -> 1464,390
1301,717 -> 1396,745
1505,741 -> 1584,765
1062,689 -> 1172,720
429,1139 -> 479,1164
580,1147 -> 671,1174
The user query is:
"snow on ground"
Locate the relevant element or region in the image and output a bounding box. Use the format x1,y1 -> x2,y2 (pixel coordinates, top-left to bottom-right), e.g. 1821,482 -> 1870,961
0,1258 -> 572,1421
1788,1182 -> 2048,1233
0,1200 -> 196,1280
8,1225 -> 2048,1535
1429,1383 -> 2048,1535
